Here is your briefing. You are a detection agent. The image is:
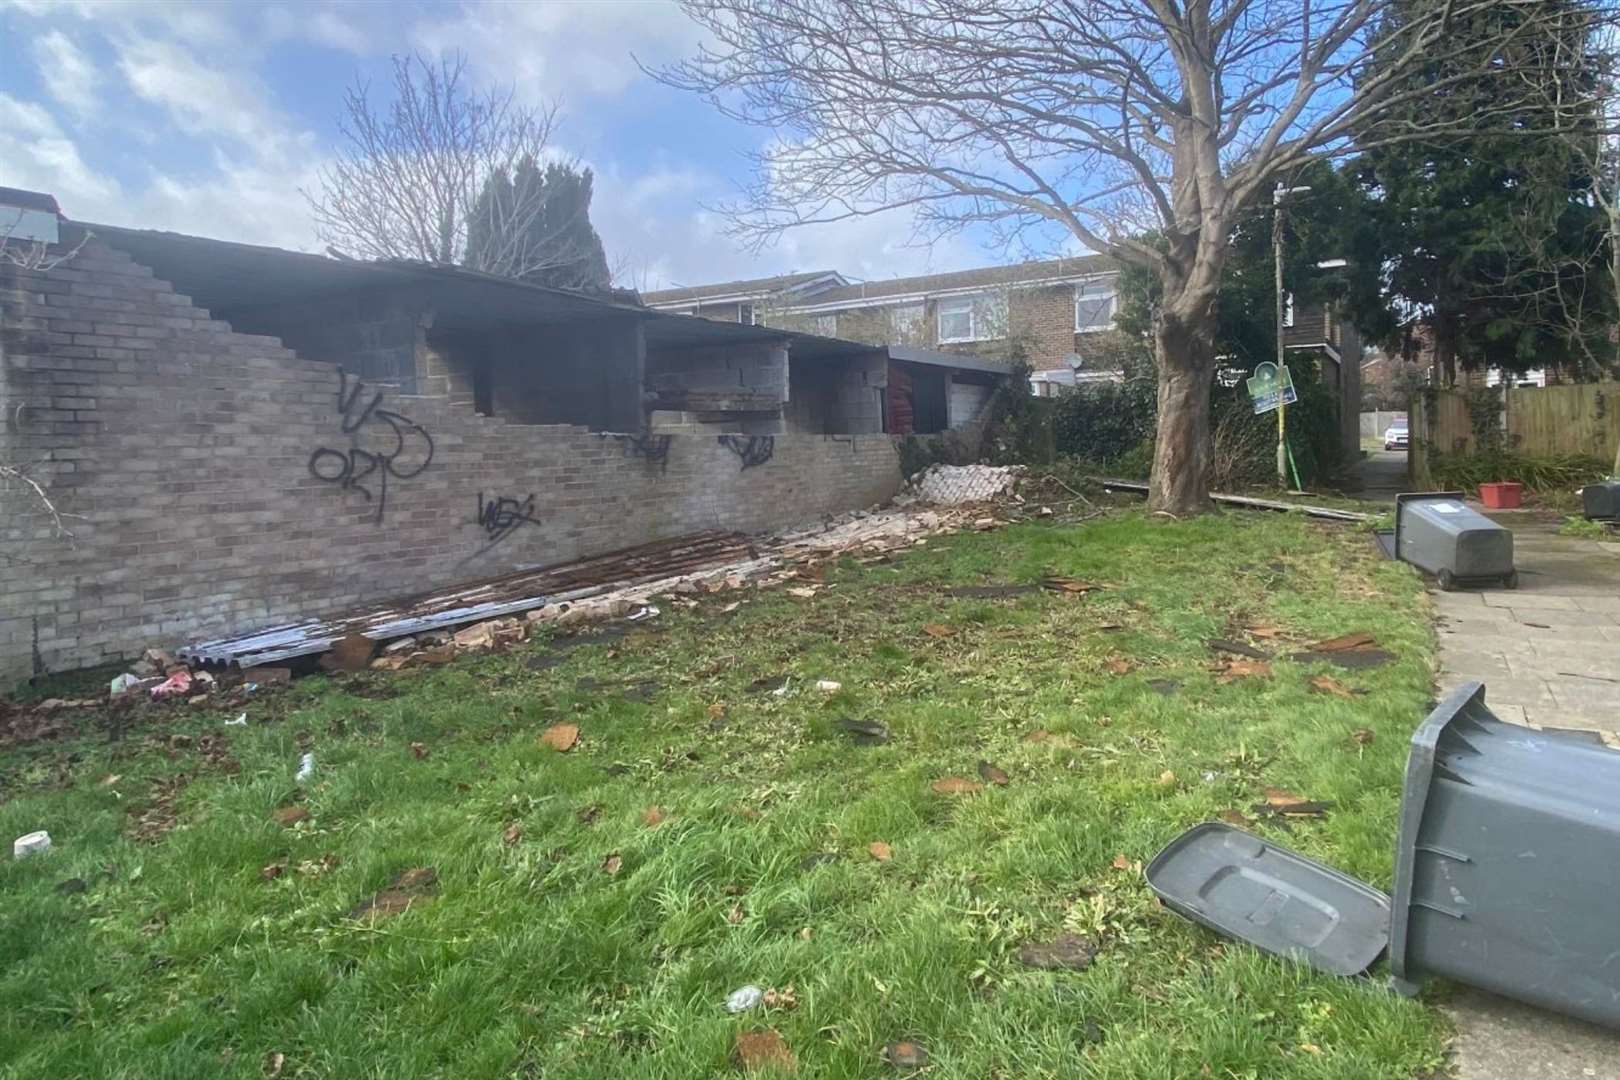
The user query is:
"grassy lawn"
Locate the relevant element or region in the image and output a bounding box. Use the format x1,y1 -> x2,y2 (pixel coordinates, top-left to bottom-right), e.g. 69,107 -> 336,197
1,511 -> 1447,1079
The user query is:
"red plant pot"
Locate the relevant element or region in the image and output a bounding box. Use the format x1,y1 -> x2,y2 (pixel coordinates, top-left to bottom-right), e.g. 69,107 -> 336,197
1479,482 -> 1523,509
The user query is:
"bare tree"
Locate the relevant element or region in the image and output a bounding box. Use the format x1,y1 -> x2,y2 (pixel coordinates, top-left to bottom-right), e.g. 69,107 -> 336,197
306,52 -> 601,282
658,0 -> 1598,512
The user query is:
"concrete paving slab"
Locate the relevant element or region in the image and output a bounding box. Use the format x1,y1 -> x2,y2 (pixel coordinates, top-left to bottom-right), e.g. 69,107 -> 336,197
1482,592 -> 1580,610
1447,988 -> 1620,1079
1433,511 -> 1620,1079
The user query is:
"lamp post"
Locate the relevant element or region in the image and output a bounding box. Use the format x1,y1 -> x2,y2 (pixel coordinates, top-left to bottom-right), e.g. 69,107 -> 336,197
1272,182 -> 1313,488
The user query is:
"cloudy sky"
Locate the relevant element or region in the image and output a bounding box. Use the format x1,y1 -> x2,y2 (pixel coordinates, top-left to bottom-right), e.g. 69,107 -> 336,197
0,0 -> 1037,290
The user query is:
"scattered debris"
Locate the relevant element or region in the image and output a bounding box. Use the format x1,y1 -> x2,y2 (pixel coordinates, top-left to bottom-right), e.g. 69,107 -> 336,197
264,1050 -> 286,1079
1018,932 -> 1099,972
1308,632 -> 1377,653
13,830 -> 51,859
225,713 -> 248,726
931,776 -> 983,795
814,680 -> 842,693
272,806 -> 310,827
539,724 -> 580,752
1207,638 -> 1270,661
733,1029 -> 795,1072
1248,625 -> 1284,639
1104,657 -> 1133,676
627,605 -> 660,622
601,853 -> 623,875
726,902 -> 746,925
799,852 -> 841,870
904,462 -> 1022,505
1217,809 -> 1253,827
1158,770 -> 1178,788
726,985 -> 765,1013
868,841 -> 893,861
110,672 -> 144,696
149,670 -> 193,699
347,866 -> 438,921
502,823 -> 523,845
1290,631 -> 1395,670
1042,577 -> 1103,594
883,1039 -> 930,1070
1253,788 -> 1333,818
1351,728 -> 1376,746
1309,675 -> 1360,699
977,760 -> 1010,786
242,666 -> 292,687
836,718 -> 890,745
762,985 -> 797,1010
409,741 -> 428,759
294,752 -> 315,783
921,622 -> 956,639
1212,658 -> 1272,683
319,633 -> 378,672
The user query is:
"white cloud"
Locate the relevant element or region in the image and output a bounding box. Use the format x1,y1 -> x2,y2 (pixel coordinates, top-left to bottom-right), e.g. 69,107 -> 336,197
0,91 -> 121,206
409,0 -> 705,102
114,35 -> 293,149
30,29 -> 99,118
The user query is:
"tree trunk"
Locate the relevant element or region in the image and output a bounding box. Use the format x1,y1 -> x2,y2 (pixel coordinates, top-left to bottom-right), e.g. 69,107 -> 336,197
1147,306 -> 1217,515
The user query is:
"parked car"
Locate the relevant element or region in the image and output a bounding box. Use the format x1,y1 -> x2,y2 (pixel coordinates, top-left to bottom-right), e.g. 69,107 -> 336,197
1384,421 -> 1409,450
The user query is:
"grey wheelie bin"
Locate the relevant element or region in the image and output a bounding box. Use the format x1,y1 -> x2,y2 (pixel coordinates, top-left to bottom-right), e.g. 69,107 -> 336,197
1148,682 -> 1620,1029
1583,479 -> 1620,521
1395,492 -> 1516,590
1387,682 -> 1620,1027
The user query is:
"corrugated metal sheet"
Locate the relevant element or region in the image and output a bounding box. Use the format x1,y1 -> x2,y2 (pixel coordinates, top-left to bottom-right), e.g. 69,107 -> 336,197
178,531 -> 756,668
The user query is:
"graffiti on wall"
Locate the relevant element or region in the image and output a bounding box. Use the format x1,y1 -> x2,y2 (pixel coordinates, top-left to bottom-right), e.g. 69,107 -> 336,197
307,368 -> 434,524
608,431 -> 673,472
475,492 -> 541,547
718,434 -> 774,469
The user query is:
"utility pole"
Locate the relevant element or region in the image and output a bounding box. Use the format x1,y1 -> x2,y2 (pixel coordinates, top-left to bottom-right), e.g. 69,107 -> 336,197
1273,183 -> 1310,488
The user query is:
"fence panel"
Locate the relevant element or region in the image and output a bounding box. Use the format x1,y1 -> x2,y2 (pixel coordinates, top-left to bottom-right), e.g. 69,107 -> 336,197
1505,383 -> 1620,464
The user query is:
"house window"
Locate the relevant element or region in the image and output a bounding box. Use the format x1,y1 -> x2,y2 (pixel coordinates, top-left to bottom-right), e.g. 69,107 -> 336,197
1283,292 -> 1295,328
937,293 -> 1007,343
1074,279 -> 1117,332
738,302 -> 755,324
888,303 -> 926,344
812,313 -> 838,336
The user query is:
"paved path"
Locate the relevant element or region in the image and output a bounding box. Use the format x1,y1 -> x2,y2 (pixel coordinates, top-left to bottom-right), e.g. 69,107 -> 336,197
1429,509 -> 1620,1077
1349,448 -> 1408,503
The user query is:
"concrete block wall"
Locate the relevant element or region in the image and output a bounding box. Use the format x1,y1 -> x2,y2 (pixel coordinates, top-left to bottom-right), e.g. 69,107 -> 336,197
0,241 -> 903,681
785,353 -> 885,435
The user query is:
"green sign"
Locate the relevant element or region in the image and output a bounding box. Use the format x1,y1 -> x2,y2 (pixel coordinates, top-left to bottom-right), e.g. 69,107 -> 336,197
1246,362 -> 1297,415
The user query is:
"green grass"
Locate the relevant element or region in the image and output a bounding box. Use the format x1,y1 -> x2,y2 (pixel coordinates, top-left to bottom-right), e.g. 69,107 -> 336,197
0,512 -> 1447,1079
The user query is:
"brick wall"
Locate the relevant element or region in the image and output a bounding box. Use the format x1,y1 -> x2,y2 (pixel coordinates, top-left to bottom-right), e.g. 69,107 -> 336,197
0,241 -> 903,681
228,287 -> 430,391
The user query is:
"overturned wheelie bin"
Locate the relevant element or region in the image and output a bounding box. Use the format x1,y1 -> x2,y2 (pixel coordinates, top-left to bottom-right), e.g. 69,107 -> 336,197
1148,682 -> 1620,1028
1394,492 -> 1517,590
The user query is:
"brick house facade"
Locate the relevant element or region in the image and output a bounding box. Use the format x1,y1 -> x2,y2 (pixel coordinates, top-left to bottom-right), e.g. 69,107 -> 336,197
646,257 -> 1135,390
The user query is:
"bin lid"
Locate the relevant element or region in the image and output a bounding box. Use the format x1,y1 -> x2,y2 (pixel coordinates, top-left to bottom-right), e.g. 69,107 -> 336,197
1146,822 -> 1392,976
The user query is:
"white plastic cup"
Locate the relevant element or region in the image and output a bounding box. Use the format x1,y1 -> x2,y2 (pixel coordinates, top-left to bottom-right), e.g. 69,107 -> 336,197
13,831 -> 51,859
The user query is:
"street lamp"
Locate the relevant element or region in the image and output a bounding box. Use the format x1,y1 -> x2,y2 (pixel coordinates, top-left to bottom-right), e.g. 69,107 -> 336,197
1272,183 -> 1312,488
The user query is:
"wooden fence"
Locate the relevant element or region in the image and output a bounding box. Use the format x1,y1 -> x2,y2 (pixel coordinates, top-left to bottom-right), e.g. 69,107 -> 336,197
1410,382 -> 1620,486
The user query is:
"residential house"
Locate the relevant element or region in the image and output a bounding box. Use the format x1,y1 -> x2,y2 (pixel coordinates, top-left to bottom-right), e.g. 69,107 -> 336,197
1282,293 -> 1364,459
645,257 -> 1134,390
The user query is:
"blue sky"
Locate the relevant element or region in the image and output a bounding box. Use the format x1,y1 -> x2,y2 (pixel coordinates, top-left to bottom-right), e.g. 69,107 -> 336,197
0,0 -> 1002,289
